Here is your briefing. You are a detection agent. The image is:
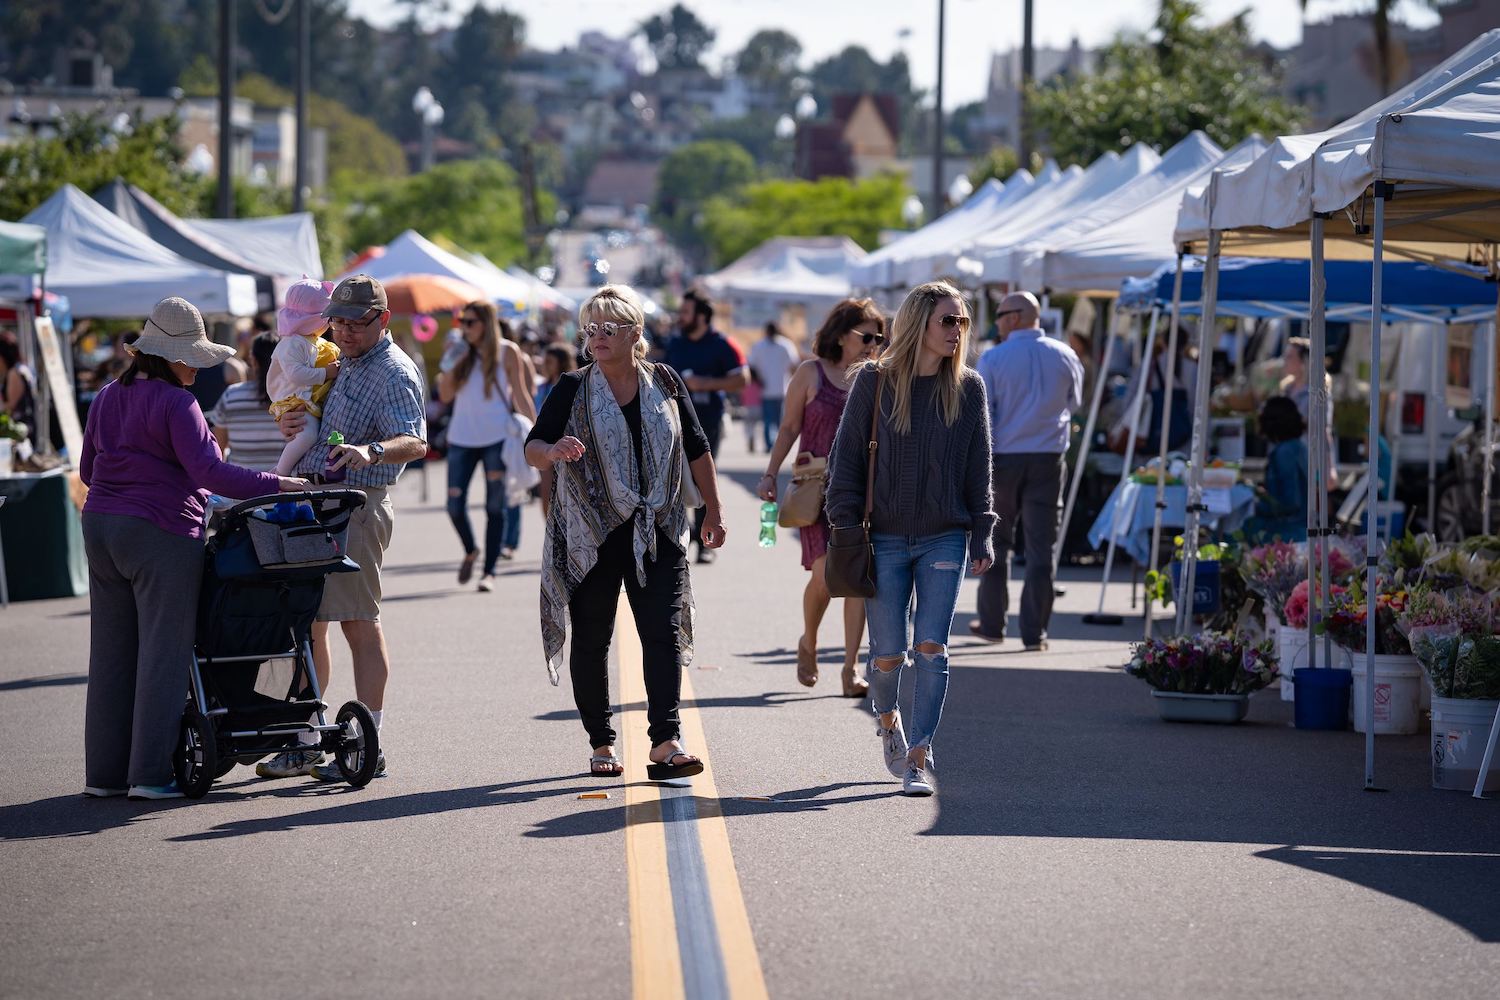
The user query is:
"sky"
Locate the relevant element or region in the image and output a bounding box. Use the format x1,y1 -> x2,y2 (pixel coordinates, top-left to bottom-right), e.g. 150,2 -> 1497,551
347,0 -> 1443,109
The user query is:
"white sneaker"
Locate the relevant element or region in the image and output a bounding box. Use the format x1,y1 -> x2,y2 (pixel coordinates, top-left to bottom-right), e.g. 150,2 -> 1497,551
255,748 -> 325,779
83,786 -> 127,798
902,766 -> 934,797
877,710 -> 908,778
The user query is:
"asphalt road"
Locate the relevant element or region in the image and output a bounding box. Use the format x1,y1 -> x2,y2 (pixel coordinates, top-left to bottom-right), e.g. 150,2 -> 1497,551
2,431 -> 1498,999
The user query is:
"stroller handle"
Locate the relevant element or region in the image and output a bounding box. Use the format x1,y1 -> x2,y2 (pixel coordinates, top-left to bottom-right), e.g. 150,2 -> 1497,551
221,489 -> 368,520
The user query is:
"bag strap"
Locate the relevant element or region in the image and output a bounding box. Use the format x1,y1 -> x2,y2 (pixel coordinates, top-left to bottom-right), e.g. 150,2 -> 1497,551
861,372 -> 883,529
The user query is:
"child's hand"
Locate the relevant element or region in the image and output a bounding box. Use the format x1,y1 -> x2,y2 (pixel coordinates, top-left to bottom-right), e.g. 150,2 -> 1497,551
325,359 -> 341,381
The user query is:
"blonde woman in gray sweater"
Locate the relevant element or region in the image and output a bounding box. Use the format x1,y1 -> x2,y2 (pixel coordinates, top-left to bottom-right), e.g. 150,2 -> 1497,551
825,280 -> 995,796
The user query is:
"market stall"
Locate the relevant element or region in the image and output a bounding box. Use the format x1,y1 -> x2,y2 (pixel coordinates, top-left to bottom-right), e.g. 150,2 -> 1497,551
701,236 -> 868,333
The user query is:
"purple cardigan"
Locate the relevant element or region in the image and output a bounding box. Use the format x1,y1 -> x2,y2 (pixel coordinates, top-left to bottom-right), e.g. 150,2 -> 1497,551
80,377 -> 282,540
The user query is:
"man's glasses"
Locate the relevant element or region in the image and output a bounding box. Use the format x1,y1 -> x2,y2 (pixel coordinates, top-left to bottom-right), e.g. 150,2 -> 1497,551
938,314 -> 971,332
994,308 -> 1025,319
853,331 -> 887,346
330,309 -> 382,330
582,321 -> 637,339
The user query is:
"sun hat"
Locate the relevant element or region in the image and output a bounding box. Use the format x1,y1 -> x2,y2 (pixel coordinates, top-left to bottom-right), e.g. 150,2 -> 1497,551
323,273 -> 389,321
125,297 -> 235,369
278,276 -> 336,339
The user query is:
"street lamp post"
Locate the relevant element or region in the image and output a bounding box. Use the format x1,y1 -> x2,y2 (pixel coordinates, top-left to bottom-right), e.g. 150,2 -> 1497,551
217,0 -> 236,218
933,0 -> 946,219
1020,0 -> 1035,166
412,86 -> 444,172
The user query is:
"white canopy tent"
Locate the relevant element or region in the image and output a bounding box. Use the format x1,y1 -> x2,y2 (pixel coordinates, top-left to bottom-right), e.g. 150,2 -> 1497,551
344,229 -> 534,311
19,185 -> 257,318
976,145 -> 1161,284
1169,30 -> 1500,792
701,236 -> 868,322
186,213 -> 324,281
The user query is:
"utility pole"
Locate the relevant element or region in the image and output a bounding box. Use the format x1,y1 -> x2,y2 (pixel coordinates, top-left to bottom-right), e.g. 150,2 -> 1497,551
293,0 -> 309,212
1019,0 -> 1035,167
933,0 -> 946,217
217,0 -> 236,218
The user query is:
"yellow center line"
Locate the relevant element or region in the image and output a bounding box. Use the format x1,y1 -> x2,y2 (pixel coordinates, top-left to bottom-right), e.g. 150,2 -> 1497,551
618,593 -> 769,1000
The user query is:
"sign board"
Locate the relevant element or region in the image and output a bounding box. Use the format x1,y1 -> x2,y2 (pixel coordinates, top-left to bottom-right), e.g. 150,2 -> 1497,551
33,315 -> 84,462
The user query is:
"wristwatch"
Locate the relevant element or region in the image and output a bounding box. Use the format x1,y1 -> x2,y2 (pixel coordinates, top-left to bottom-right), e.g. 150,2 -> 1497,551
368,442 -> 386,465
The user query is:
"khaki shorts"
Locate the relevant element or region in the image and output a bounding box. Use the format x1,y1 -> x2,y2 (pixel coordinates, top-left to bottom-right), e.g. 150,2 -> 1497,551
317,485 -> 393,622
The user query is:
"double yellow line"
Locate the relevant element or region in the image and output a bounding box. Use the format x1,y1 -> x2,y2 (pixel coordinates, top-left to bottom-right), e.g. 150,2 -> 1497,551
617,596 -> 768,1000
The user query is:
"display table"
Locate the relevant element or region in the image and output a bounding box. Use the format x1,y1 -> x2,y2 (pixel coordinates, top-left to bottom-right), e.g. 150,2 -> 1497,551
1086,481 -> 1257,565
0,467 -> 87,601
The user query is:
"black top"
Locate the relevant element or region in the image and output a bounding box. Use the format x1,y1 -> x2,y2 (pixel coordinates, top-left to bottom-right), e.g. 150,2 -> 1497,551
662,329 -> 744,430
527,364 -> 711,474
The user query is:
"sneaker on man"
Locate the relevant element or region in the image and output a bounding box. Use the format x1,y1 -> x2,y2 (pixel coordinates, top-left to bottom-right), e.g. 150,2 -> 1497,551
310,750 -> 386,783
127,782 -> 185,800
902,766 -> 935,797
83,786 -> 127,798
255,748 -> 325,779
877,710 -> 909,778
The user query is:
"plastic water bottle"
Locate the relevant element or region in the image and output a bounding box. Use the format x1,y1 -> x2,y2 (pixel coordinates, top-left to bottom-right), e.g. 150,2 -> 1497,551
759,501 -> 778,547
323,430 -> 346,484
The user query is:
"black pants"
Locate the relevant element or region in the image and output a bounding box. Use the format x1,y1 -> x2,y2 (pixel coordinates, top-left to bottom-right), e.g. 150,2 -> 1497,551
977,453 -> 1065,645
568,523 -> 689,749
691,415 -> 723,550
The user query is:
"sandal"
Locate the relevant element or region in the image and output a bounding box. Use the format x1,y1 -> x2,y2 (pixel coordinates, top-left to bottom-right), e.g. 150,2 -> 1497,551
589,754 -> 625,777
646,744 -> 705,781
796,637 -> 819,687
841,664 -> 869,699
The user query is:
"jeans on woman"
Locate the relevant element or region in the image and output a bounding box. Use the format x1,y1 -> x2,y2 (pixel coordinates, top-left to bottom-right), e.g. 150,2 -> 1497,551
446,441 -> 506,575
504,502 -> 522,551
865,530 -> 967,756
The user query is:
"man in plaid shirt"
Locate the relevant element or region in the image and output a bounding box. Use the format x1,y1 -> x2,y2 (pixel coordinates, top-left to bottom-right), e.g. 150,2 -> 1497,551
260,274 -> 426,782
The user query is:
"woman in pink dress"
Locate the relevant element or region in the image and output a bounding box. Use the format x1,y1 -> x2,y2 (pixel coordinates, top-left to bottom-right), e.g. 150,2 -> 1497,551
758,299 -> 887,696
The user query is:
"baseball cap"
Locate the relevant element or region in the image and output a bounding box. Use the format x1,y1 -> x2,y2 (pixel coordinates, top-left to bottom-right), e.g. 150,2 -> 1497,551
323,274 -> 389,320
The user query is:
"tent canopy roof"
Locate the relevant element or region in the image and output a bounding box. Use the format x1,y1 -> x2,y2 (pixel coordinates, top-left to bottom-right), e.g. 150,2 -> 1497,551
93,179 -> 269,280
703,236 -> 866,306
186,213 -> 324,280
344,230 -> 532,312
0,220 -> 46,277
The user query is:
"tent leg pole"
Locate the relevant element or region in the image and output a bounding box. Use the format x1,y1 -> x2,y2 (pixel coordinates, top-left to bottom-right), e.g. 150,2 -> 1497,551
1428,327 -> 1440,530
1177,231 -> 1220,637
1485,295 -> 1496,537
1308,217 -> 1327,673
1086,308 -> 1157,626
1145,254 -> 1185,639
1055,302 -> 1117,579
1365,189 -> 1387,792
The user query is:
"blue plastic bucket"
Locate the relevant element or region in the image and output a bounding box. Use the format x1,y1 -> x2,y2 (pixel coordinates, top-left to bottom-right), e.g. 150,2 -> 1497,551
1169,560 -> 1221,616
1294,667 -> 1353,730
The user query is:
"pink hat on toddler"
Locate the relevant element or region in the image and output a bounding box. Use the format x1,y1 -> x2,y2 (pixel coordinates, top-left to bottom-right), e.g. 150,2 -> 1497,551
277,277 -> 336,339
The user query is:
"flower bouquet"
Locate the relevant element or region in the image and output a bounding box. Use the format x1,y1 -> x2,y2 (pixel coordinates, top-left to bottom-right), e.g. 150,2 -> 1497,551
1283,578 -> 1349,631
1396,588 -> 1500,700
1126,631 -> 1278,695
1323,582 -> 1411,655
1243,542 -> 1305,626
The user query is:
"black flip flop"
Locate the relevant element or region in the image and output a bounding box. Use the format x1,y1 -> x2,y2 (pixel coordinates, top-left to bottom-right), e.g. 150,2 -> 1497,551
646,749 -> 704,781
589,754 -> 625,777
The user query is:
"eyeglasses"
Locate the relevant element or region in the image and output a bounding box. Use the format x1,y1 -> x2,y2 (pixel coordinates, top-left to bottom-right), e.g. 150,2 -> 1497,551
329,309 -> 383,330
852,331 -> 887,346
938,314 -> 971,332
994,308 -> 1025,319
582,321 -> 637,339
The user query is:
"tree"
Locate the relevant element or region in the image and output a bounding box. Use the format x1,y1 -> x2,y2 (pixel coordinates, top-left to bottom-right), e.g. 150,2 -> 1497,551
1028,0 -> 1305,165
695,114 -> 789,174
701,173 -> 911,266
735,29 -> 802,102
808,46 -> 925,153
435,5 -> 526,150
967,146 -> 1020,189
640,4 -> 715,72
652,139 -> 758,261
1299,0 -> 1442,97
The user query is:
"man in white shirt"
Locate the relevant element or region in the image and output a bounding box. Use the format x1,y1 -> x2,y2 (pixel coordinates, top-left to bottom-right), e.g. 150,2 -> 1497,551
746,322 -> 801,453
971,292 -> 1084,650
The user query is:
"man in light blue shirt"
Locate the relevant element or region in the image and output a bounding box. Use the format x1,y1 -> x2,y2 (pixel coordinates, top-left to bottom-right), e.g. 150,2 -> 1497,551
970,292 -> 1083,650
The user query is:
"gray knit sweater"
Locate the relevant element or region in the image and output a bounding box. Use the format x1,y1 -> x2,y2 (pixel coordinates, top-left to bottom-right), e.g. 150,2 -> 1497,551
825,365 -> 997,562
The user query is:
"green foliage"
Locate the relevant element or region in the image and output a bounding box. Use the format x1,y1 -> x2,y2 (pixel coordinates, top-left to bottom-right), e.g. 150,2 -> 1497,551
641,4 -> 716,71
336,158 -> 538,269
735,30 -> 802,104
701,172 -> 911,267
696,115 -> 792,174
1028,0 -> 1305,164
967,146 -> 1020,189
653,140 -> 758,260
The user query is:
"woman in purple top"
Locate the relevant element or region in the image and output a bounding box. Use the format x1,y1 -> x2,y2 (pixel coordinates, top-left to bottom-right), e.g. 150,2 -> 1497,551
758,298 -> 887,697
79,297 -> 307,801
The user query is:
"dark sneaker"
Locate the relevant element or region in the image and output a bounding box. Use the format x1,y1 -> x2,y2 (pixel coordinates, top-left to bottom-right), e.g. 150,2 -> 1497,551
127,782 -> 184,800
256,748 -> 326,779
310,751 -> 386,782
83,786 -> 127,798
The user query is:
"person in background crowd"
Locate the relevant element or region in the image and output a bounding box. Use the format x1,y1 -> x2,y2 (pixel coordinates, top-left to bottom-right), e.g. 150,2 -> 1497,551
185,319 -> 246,414
748,321 -> 801,453
740,370 -> 763,453
825,281 -> 995,797
209,332 -> 285,472
437,301 -> 537,591
972,291 -> 1083,651
0,330 -> 38,447
1246,395 -> 1309,543
536,343 -> 577,411
1281,334 -> 1338,489
499,316 -> 538,557
264,274 -> 427,783
79,296 -> 306,800
1109,325 -> 1195,457
526,284 -> 724,780
664,289 -> 747,564
758,298 -> 887,697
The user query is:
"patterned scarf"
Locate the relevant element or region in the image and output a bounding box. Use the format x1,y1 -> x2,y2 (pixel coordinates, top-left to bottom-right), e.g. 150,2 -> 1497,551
540,361 -> 695,684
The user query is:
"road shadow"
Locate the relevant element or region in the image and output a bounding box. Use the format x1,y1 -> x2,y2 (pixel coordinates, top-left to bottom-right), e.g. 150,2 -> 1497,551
739,645 -> 866,669
0,793 -> 190,841
0,673 -> 88,693
532,690 -> 855,724
924,663 -> 1500,940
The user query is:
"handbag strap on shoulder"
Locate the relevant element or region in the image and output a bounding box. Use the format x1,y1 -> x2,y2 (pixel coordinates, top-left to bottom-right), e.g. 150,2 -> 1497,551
862,372 -> 882,529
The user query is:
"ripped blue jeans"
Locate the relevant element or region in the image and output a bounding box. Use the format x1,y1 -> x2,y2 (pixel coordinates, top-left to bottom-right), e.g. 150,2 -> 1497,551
865,530 -> 967,756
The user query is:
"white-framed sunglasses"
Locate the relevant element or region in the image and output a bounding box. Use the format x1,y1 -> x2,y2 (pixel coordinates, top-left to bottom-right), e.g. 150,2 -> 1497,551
582,321 -> 638,339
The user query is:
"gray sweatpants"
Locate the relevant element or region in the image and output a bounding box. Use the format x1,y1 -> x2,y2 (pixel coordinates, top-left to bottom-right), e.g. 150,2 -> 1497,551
976,453 -> 1065,645
83,512 -> 204,788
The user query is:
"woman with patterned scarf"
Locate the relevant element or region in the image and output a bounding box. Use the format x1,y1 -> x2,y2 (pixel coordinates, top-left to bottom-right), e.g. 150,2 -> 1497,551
525,285 -> 724,780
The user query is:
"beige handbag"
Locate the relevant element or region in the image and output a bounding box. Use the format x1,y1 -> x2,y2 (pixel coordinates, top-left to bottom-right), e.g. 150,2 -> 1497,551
778,451 -> 827,528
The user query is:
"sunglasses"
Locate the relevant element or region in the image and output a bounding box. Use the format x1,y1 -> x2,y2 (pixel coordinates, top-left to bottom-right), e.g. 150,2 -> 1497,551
852,331 -> 887,346
459,315 -> 482,326
582,321 -> 637,339
938,314 -> 971,331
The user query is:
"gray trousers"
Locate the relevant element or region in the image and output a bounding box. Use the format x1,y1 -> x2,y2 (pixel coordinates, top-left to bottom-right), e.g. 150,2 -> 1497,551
976,453 -> 1065,645
83,512 -> 204,788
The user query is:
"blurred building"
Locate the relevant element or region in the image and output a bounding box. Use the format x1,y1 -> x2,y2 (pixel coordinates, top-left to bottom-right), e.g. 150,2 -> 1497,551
794,93 -> 901,180
979,41 -> 1094,150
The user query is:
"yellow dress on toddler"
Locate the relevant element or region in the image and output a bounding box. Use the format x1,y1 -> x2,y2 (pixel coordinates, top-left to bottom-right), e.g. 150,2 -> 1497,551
268,337 -> 341,419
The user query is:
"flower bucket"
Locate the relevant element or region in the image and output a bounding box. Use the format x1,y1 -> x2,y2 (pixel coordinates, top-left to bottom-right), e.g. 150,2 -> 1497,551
1277,628 -> 1310,702
1168,560 -> 1220,616
1150,690 -> 1249,724
1347,650 -> 1423,736
1431,697 -> 1500,793
1293,667 -> 1352,730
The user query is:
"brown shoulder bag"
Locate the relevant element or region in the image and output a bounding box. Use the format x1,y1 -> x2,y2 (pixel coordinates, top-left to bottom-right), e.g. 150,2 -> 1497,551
823,374 -> 882,598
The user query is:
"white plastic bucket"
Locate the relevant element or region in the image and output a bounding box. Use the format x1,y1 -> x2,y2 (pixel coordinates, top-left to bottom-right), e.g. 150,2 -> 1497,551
1430,697 -> 1500,793
1348,652 -> 1423,735
1277,628 -> 1308,702
0,438 -> 11,475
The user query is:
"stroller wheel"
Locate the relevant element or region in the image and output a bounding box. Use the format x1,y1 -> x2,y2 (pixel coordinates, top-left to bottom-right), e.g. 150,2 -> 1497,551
333,701 -> 381,788
174,711 -> 218,799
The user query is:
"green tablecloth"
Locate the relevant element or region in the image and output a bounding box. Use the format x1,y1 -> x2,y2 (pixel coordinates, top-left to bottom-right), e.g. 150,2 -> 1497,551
0,468 -> 87,601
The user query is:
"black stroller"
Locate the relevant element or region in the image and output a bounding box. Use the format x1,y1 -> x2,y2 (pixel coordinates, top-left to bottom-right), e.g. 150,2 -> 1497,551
173,489 -> 380,798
